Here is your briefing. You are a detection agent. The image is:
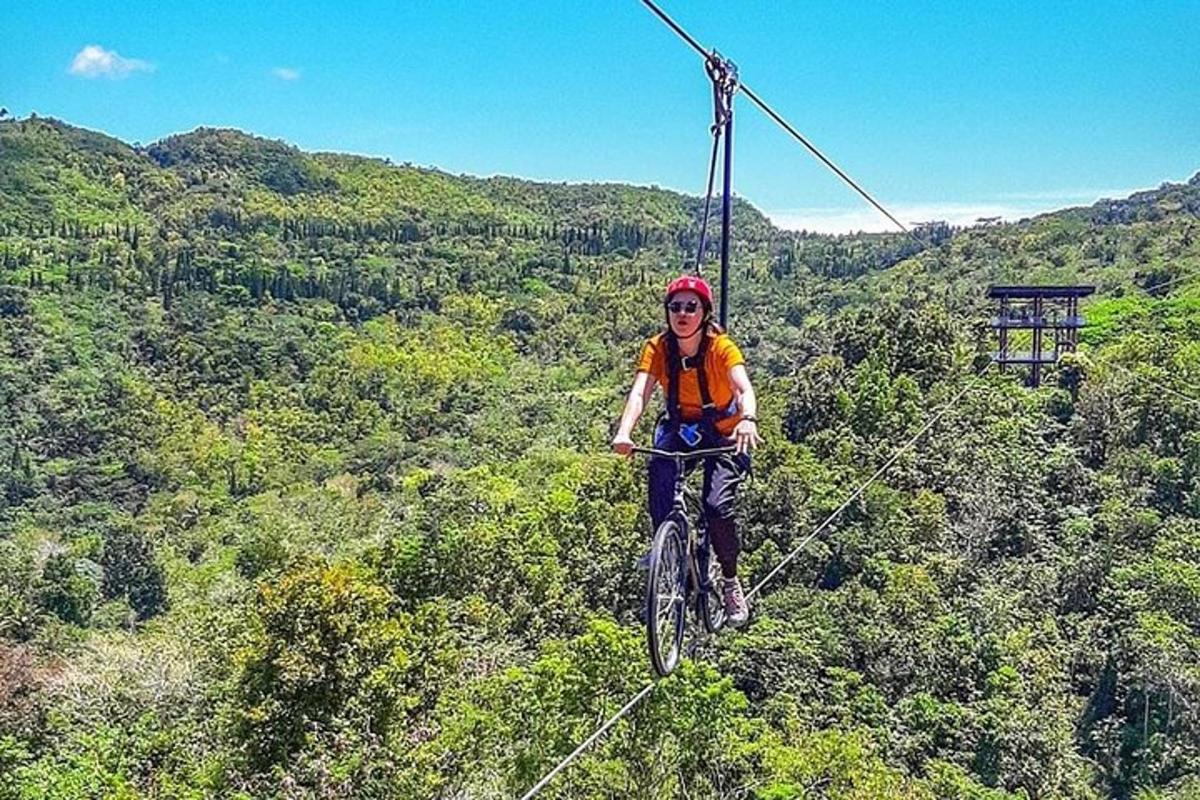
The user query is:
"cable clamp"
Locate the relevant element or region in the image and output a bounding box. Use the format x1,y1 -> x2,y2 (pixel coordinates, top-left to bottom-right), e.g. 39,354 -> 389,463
705,50 -> 739,130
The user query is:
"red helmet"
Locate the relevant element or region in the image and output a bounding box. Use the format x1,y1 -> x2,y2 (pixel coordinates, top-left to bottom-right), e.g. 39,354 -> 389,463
665,275 -> 713,311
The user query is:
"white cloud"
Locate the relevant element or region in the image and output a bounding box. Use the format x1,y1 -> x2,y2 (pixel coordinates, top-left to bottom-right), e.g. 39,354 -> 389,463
271,67 -> 301,81
767,190 -> 1143,235
69,45 -> 153,79
995,187 -> 1141,202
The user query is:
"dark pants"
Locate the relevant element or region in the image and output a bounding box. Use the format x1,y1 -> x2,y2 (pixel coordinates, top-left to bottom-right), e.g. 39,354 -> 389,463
648,419 -> 750,578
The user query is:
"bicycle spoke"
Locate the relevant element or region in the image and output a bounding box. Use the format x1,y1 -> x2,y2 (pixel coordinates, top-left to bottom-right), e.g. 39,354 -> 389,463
646,519 -> 689,677
656,592 -> 683,617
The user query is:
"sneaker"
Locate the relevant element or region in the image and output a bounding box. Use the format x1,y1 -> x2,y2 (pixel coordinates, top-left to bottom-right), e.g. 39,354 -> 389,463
723,576 -> 749,628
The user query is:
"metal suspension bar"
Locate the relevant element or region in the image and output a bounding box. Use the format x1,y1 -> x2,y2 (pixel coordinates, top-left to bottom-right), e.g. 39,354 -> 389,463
704,51 -> 738,329
720,101 -> 732,329
694,126 -> 721,274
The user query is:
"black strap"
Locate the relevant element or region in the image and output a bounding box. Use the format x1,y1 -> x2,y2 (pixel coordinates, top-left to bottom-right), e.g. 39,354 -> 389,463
665,330 -> 715,425
693,333 -> 717,425
665,333 -> 681,423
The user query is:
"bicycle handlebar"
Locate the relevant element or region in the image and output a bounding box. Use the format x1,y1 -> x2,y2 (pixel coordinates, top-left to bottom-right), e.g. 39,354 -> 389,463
630,445 -> 737,460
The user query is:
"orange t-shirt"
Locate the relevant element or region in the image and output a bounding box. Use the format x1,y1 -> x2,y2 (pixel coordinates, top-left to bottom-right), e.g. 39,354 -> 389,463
637,332 -> 746,437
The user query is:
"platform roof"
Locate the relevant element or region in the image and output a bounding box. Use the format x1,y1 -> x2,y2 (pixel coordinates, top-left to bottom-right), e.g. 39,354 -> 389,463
987,285 -> 1096,299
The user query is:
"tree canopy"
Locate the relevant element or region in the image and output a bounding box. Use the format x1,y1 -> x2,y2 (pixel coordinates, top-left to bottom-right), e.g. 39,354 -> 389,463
1,115 -> 1199,799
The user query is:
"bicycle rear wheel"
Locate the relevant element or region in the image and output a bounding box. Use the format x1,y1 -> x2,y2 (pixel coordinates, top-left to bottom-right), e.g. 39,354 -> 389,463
645,519 -> 687,677
698,545 -> 727,634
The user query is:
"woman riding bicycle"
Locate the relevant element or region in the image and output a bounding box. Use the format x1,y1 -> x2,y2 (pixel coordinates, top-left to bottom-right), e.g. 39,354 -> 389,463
611,275 -> 762,626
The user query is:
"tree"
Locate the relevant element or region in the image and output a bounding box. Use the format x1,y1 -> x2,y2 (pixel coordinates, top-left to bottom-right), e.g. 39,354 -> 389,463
36,555 -> 98,627
99,525 -> 167,621
234,562 -> 419,769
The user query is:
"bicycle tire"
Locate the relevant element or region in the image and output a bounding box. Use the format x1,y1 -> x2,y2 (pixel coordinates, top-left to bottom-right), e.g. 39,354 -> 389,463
645,519 -> 687,677
698,545 -> 727,634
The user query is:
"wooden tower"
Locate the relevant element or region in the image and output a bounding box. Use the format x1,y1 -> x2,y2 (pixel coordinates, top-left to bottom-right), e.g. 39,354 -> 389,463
989,285 -> 1095,387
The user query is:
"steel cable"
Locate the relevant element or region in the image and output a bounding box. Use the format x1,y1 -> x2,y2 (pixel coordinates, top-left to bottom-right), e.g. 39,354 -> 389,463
515,682 -> 656,800
640,0 -> 924,247
515,360 -> 993,799
1138,269 -> 1200,296
1079,352 -> 1200,406
747,359 -> 993,599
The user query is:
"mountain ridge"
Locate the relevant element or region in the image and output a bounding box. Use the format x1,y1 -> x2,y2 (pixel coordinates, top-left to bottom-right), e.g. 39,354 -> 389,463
6,114 -> 1197,238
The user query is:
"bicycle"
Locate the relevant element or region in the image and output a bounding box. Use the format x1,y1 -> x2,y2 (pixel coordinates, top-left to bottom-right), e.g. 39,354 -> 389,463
632,444 -> 738,677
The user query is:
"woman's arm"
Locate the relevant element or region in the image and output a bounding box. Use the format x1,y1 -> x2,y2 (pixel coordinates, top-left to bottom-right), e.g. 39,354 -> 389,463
729,364 -> 763,454
730,364 -> 757,419
611,371 -> 656,456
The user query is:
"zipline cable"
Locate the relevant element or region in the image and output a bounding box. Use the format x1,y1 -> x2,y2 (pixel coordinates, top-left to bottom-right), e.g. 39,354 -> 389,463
640,0 -> 708,58
1072,279 -> 1200,405
747,359 -> 993,599
516,359 -> 994,799
738,84 -> 922,248
640,0 -> 924,247
1079,352 -> 1200,407
516,682 -> 656,800
518,5 -> 1102,792
1138,269 -> 1200,296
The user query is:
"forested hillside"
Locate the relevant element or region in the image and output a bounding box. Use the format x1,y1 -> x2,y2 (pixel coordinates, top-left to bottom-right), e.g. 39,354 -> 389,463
1,116 -> 1198,799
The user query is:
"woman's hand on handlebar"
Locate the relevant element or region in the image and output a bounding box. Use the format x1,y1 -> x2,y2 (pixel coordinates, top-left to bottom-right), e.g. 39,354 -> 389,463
611,431 -> 635,458
733,419 -> 763,455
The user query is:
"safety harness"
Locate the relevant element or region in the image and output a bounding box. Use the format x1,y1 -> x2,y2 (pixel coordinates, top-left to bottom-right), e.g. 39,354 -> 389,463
664,329 -> 719,428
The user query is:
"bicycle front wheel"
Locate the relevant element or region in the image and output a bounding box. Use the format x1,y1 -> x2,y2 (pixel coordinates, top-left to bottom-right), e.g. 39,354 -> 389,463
645,519 -> 687,677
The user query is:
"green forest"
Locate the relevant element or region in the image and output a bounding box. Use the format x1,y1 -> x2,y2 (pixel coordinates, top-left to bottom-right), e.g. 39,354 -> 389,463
1,115 -> 1199,799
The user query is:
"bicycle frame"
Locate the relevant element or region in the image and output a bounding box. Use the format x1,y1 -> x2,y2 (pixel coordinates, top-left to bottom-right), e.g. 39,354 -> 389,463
633,445 -> 735,607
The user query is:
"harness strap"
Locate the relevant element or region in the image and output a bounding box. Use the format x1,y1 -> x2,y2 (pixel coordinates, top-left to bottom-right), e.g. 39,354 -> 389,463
665,333 -> 681,423
693,336 -> 718,425
665,330 -> 716,425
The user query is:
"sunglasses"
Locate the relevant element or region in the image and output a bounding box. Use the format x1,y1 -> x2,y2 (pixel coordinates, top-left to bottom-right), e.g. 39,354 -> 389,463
666,300 -> 700,315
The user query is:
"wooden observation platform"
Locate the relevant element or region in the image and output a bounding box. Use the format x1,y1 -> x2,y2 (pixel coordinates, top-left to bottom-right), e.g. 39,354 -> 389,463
989,285 -> 1095,387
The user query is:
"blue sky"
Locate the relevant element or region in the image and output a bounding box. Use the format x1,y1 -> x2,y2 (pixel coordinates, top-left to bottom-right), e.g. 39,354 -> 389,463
3,1 -> 1198,233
